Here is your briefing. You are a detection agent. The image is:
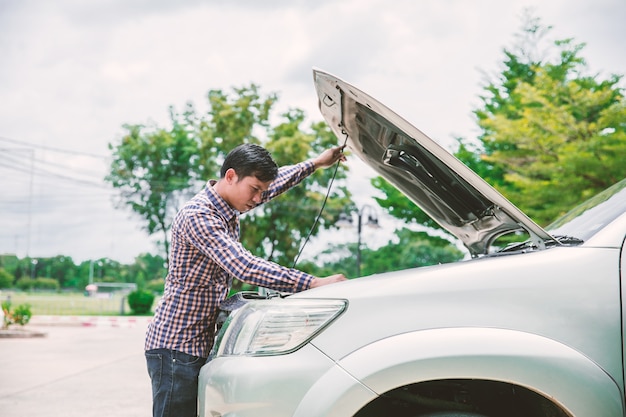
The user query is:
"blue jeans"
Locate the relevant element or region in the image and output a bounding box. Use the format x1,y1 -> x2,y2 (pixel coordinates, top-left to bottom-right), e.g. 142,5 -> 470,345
145,348 -> 207,417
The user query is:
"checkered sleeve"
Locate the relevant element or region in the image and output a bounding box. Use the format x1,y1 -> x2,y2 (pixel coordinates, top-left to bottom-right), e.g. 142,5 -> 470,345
186,208 -> 314,293
261,160 -> 315,203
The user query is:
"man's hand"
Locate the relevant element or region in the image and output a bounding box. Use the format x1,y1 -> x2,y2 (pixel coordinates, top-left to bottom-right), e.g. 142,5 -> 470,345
310,273 -> 348,288
312,145 -> 347,170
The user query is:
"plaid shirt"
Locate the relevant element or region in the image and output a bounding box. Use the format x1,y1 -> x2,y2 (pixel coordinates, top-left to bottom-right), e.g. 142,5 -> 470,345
145,161 -> 316,357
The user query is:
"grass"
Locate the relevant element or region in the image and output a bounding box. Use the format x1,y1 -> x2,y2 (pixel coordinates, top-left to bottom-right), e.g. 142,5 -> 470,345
1,291 -> 156,316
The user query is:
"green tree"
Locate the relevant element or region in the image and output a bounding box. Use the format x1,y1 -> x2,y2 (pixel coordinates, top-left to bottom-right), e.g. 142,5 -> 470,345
311,229 -> 464,279
197,85 -> 277,178
0,255 -> 19,278
462,13 -> 626,224
15,277 -> 35,291
106,108 -> 201,259
0,253 -> 169,292
0,268 -> 13,289
241,111 -> 352,268
31,256 -> 76,288
107,84 -> 353,273
32,277 -> 60,291
360,229 -> 464,275
128,253 -> 167,282
369,173 -> 465,264
370,13 -> 625,263
128,253 -> 167,294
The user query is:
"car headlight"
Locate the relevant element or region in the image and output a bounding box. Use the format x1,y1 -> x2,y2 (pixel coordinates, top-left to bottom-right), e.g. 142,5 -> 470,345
212,298 -> 347,357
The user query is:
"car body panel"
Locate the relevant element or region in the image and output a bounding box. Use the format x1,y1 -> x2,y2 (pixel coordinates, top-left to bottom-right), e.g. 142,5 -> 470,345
291,364 -> 378,417
197,344 -> 376,417
575,204 -> 626,247
304,246 -> 623,383
336,327 -> 623,417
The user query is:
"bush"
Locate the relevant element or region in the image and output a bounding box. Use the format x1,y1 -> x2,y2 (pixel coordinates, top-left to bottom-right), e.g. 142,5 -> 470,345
1,300 -> 32,328
127,290 -> 155,315
15,277 -> 35,291
0,268 -> 14,289
145,278 -> 165,295
34,277 -> 61,291
15,277 -> 60,291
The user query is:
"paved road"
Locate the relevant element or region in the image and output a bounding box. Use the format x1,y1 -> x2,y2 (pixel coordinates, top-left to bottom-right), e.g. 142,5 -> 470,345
0,319 -> 153,417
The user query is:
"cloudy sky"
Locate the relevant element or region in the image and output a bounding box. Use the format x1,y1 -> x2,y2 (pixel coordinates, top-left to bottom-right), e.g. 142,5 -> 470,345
1,0 -> 625,264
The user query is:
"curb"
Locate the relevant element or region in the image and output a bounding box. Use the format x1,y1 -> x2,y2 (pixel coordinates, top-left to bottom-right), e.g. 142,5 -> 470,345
0,328 -> 47,338
29,315 -> 153,328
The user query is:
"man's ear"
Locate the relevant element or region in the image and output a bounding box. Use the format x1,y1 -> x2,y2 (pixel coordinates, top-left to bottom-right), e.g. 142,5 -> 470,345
224,168 -> 238,184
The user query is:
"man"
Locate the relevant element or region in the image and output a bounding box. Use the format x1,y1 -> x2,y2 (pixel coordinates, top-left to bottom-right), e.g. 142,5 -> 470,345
145,143 -> 348,417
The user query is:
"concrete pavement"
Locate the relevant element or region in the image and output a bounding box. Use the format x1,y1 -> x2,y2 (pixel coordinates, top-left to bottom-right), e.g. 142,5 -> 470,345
0,317 -> 153,417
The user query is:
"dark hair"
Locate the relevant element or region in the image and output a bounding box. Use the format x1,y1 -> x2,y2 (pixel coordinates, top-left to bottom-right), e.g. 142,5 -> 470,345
220,143 -> 279,182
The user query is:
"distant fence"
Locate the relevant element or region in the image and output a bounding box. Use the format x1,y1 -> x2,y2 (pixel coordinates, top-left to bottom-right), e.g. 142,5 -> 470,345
86,282 -> 137,294
1,291 -> 139,316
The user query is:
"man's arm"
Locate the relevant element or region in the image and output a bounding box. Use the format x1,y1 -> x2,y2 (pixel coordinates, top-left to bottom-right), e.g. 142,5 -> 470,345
310,274 -> 347,288
311,145 -> 346,169
261,145 -> 347,203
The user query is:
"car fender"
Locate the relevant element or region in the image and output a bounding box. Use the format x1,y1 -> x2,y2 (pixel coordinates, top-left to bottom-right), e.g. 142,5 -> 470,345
294,327 -> 623,417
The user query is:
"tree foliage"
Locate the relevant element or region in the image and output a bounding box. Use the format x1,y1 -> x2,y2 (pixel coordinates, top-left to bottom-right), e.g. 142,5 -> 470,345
106,85 -> 352,267
0,253 -> 167,293
242,112 -> 352,268
361,229 -> 464,275
463,13 -> 626,225
0,268 -> 14,289
371,12 -> 625,265
311,229 -> 464,279
106,110 -> 200,257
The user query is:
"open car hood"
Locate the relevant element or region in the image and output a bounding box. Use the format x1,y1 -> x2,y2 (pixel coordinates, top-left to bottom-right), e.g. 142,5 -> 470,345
313,69 -> 557,257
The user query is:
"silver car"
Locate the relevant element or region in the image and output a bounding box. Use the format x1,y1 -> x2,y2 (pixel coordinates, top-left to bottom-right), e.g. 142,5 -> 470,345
197,69 -> 626,417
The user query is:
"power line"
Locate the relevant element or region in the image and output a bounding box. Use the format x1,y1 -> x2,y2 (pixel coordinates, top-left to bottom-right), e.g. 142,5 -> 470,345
1,147 -> 111,189
0,157 -> 109,189
0,147 -> 105,177
0,136 -> 107,159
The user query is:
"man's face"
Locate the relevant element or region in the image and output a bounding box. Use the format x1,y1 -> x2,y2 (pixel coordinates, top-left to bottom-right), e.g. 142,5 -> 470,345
228,173 -> 272,213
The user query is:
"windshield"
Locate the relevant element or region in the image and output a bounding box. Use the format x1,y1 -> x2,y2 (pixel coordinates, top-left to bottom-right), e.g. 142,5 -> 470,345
546,178 -> 626,241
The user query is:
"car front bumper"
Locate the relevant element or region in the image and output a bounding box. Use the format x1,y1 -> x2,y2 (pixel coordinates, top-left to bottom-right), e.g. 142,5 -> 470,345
197,343 -> 376,417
